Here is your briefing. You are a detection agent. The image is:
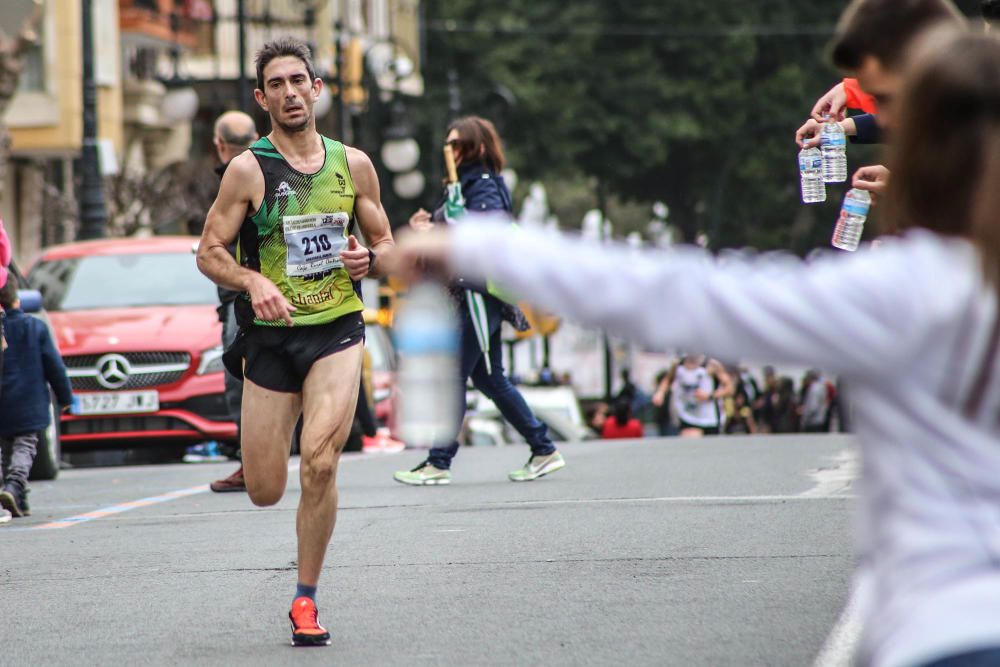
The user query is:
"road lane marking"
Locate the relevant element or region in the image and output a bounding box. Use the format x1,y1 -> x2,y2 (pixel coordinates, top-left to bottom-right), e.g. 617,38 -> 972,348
31,484 -> 210,530
19,462 -> 309,532
18,451 -> 391,533
813,577 -> 867,667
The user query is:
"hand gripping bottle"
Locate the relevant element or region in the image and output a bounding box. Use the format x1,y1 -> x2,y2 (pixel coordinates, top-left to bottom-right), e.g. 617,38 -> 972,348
798,146 -> 826,203
394,283 -> 461,447
832,188 -> 870,251
820,118 -> 848,183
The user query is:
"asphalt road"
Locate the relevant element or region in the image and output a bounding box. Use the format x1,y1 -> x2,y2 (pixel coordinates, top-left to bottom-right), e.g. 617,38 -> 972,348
0,435 -> 858,666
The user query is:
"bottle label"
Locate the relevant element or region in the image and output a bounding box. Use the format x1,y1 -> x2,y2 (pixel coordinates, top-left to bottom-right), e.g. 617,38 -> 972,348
842,202 -> 869,217
822,135 -> 846,147
395,326 -> 458,355
799,155 -> 822,171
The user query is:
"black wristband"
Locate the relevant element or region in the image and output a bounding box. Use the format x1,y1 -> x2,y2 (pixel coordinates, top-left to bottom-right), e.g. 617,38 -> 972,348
367,248 -> 377,274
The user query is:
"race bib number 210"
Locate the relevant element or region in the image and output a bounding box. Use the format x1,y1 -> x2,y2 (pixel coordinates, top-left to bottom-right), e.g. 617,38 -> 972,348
283,212 -> 349,277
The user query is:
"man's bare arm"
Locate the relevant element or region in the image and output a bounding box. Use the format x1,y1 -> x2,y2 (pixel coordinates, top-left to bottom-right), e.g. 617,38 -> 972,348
708,359 -> 736,399
342,147 -> 395,279
196,151 -> 295,324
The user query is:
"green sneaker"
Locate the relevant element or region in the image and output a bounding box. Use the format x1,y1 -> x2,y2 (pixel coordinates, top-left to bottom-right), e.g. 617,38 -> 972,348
393,463 -> 452,486
508,451 -> 566,482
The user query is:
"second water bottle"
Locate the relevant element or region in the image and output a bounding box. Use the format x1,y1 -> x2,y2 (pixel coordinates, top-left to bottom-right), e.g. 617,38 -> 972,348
820,119 -> 848,183
832,188 -> 870,252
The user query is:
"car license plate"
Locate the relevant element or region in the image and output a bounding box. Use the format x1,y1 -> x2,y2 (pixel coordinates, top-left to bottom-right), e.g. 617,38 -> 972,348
74,391 -> 160,416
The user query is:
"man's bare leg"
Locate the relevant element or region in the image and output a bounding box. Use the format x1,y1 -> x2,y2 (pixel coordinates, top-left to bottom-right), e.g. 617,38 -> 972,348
240,380 -> 301,506
296,343 -> 363,586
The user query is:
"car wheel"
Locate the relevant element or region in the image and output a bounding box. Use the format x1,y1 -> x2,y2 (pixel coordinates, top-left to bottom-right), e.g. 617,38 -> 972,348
29,393 -> 61,481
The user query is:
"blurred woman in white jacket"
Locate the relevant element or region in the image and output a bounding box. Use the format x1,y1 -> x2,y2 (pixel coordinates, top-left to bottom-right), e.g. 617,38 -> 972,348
383,31 -> 1000,667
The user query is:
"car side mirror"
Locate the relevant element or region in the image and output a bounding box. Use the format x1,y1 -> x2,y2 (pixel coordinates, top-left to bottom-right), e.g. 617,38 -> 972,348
18,289 -> 43,313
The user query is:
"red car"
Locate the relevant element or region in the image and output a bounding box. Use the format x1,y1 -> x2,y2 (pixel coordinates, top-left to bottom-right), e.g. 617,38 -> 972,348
27,236 -> 237,451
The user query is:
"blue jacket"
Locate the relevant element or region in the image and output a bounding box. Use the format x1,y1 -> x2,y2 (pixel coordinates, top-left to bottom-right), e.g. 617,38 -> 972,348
458,161 -> 513,213
441,162 -> 530,332
849,113 -> 882,145
0,309 -> 73,436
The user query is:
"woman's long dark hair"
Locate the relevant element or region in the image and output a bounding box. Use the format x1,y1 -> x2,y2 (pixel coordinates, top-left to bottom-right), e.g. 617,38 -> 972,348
447,116 -> 505,173
884,30 -> 1000,292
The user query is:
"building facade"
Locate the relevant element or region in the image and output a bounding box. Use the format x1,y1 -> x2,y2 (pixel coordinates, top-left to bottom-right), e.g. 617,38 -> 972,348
1,0 -> 423,262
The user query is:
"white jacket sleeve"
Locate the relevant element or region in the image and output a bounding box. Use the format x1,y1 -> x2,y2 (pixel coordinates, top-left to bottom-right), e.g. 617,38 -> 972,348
451,219 -> 976,378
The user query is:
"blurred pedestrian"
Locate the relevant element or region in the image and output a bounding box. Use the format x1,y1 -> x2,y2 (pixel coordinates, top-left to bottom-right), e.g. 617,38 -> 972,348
601,398 -> 644,439
752,365 -> 777,433
798,369 -> 830,433
587,401 -> 609,436
380,30 -> 1000,666
206,110 -> 258,493
650,363 -> 679,436
671,354 -> 733,437
0,275 -> 73,521
720,365 -> 757,435
0,216 -> 11,405
393,116 -> 564,486
196,38 -> 394,646
771,377 -> 800,434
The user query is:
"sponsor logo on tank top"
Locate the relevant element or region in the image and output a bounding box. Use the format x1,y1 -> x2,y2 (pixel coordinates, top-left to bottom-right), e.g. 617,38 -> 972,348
275,181 -> 297,198
329,171 -> 347,194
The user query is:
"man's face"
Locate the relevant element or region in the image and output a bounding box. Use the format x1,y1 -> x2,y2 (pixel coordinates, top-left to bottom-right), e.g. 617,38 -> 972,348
255,56 -> 319,133
854,55 -> 901,132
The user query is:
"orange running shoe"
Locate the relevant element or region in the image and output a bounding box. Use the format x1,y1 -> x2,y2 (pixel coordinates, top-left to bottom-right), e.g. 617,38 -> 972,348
289,596 -> 331,646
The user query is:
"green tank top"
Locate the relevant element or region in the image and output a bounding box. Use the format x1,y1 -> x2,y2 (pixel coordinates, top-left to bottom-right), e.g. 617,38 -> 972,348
236,135 -> 363,327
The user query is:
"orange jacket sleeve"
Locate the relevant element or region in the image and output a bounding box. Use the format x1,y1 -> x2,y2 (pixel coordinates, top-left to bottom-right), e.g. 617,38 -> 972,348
843,78 -> 878,114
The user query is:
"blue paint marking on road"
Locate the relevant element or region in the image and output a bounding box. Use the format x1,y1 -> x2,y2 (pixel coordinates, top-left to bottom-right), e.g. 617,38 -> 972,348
0,456 -> 360,533
27,484 -> 211,530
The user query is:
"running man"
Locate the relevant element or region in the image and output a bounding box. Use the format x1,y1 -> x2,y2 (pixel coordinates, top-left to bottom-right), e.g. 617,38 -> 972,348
196,37 -> 393,646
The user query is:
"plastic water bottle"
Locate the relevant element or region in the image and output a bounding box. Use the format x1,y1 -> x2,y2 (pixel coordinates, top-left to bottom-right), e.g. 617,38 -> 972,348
820,119 -> 848,183
832,188 -> 870,251
798,146 -> 826,203
394,283 -> 460,447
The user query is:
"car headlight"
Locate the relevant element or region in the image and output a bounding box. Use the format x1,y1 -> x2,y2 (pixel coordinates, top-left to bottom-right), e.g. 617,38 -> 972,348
197,345 -> 225,375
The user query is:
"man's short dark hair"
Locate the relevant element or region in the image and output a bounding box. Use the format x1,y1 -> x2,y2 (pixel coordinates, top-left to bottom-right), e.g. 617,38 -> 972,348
982,0 -> 1000,22
254,37 -> 316,91
0,274 -> 18,310
830,0 -> 966,71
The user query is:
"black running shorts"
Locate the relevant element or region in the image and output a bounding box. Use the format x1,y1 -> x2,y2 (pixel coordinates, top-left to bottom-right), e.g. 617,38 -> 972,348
223,311 -> 365,393
678,419 -> 720,436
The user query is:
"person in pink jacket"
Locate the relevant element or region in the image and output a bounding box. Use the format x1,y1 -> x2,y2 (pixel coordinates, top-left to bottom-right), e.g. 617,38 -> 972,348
0,215 -> 12,447
0,217 -> 10,289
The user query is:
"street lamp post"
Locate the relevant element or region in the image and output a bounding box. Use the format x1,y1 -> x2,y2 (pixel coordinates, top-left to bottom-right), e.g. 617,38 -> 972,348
237,0 -> 249,111
78,0 -> 107,240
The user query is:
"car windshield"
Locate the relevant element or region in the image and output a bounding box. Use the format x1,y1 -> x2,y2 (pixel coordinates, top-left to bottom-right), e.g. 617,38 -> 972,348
30,251 -> 218,311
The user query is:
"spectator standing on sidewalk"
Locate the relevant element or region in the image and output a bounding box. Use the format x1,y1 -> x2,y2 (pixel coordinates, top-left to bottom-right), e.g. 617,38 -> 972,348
798,369 -> 830,433
650,363 -> 679,436
207,110 -> 259,493
0,276 -> 73,521
601,398 -> 644,439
